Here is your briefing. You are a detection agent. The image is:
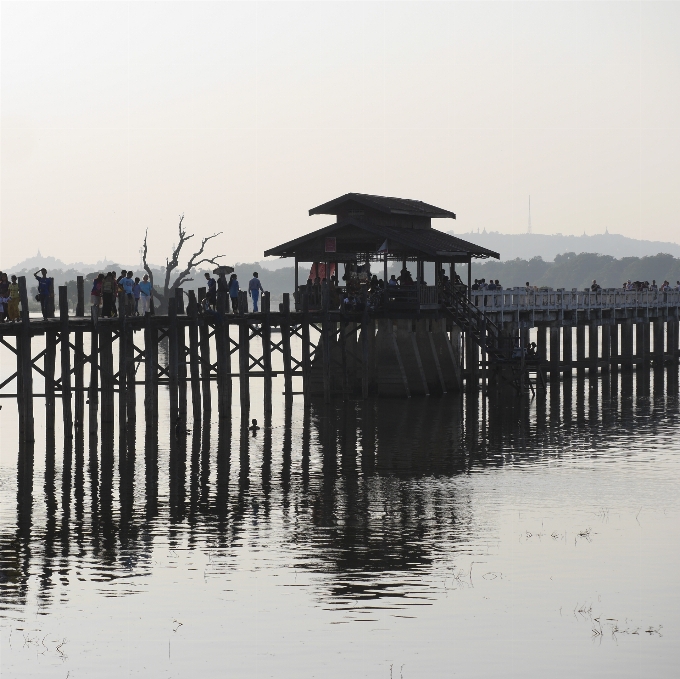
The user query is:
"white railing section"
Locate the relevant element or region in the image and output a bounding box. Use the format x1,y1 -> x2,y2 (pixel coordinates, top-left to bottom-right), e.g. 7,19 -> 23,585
470,288 -> 680,312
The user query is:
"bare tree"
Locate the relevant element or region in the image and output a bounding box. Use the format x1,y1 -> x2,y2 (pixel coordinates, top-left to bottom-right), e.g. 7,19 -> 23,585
142,214 -> 224,312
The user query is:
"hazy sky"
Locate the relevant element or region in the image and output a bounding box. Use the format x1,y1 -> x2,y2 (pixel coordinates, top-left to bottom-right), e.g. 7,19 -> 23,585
2,1 -> 680,269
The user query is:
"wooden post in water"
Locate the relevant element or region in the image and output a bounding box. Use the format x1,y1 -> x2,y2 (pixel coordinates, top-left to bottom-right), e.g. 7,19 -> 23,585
601,321 -> 611,374
74,276 -> 85,427
168,297 -> 179,428
576,324 -> 586,378
549,326 -> 560,382
187,291 -> 201,421
45,327 -> 57,434
321,286 -> 331,403
653,317 -> 665,366
536,325 -> 547,386
621,319 -> 634,370
302,292 -> 311,401
198,288 -> 212,413
238,292 -> 250,410
175,289 -> 187,420
667,316 -> 679,363
610,323 -> 619,370
588,322 -> 599,376
282,293 -> 293,402
125,316 -> 136,422
562,325 -> 572,379
17,277 -> 34,442
361,306 -> 370,400
100,323 -> 114,425
262,292 -> 273,415
339,311 -> 349,399
59,286 -> 73,436
117,291 -> 128,441
215,288 -> 231,418
636,322 -> 648,367
144,311 -> 158,430
89,306 -> 99,435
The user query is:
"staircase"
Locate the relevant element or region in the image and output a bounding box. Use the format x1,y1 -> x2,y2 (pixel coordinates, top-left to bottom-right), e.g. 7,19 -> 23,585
441,288 -> 508,362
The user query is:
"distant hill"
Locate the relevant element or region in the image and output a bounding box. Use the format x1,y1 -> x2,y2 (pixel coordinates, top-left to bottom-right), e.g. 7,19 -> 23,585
449,231 -> 680,261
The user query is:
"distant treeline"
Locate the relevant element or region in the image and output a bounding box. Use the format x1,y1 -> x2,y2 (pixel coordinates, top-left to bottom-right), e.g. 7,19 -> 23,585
465,252 -> 680,290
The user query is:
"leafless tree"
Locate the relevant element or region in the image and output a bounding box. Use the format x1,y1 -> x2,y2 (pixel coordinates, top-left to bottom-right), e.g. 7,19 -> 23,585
142,214 -> 224,312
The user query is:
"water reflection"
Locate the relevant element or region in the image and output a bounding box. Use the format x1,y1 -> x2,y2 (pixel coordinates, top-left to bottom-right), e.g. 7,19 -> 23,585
1,367 -> 680,613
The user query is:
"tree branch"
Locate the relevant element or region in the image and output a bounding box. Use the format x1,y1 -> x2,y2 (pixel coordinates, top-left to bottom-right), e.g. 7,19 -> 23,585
141,229 -> 155,294
171,232 -> 225,290
163,214 -> 193,297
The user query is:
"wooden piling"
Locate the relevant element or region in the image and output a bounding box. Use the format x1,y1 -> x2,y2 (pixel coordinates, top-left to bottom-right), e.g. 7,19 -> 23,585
59,286 -> 73,435
549,326 -> 560,382
144,311 -> 158,429
187,291 -> 202,421
239,309 -> 250,410
125,316 -> 136,422
175,289 -> 187,420
89,306 -> 99,435
340,313 -> 349,398
588,322 -> 599,376
168,297 -> 179,427
320,287 -> 332,402
17,277 -> 34,442
621,319 -> 634,369
636,322 -> 648,366
99,324 -> 114,425
361,304 -> 370,399
562,325 -> 572,378
668,317 -> 679,362
576,324 -> 586,377
536,325 -> 547,386
653,317 -> 665,366
45,328 -> 57,433
215,289 -> 231,418
610,323 -> 619,370
199,302 -> 212,413
262,292 -> 273,415
601,321 -> 611,374
75,278 -> 85,414
74,276 -> 85,427
282,293 -> 293,401
302,293 -> 311,401
117,291 -> 128,441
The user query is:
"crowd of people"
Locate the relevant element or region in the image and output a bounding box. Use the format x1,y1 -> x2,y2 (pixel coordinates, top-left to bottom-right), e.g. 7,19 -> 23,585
202,271 -> 264,315
622,279 -> 680,292
471,278 -> 503,290
89,271 -> 154,317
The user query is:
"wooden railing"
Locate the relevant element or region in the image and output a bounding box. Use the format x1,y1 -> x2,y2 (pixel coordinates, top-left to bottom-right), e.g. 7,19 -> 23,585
470,288 -> 680,312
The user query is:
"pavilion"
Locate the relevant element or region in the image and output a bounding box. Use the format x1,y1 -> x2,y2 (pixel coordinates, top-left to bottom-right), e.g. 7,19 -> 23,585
263,193 -> 500,302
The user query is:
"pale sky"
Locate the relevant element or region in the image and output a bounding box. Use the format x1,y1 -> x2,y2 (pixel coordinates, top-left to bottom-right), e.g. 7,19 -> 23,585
2,1 -> 680,269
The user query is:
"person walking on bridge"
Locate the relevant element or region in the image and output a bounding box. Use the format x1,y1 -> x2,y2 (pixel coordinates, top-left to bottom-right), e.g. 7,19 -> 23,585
33,268 -> 51,319
8,275 -> 20,322
229,273 -> 240,314
139,274 -> 153,315
249,272 -> 264,312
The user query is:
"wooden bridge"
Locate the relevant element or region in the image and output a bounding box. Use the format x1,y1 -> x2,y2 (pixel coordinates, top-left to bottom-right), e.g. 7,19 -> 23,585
4,275 -> 680,445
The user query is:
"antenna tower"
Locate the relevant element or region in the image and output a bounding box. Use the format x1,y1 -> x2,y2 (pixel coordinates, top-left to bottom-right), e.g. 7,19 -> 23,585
527,196 -> 532,234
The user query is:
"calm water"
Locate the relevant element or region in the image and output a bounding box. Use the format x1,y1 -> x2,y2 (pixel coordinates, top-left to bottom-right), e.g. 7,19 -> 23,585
1,371 -> 679,678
